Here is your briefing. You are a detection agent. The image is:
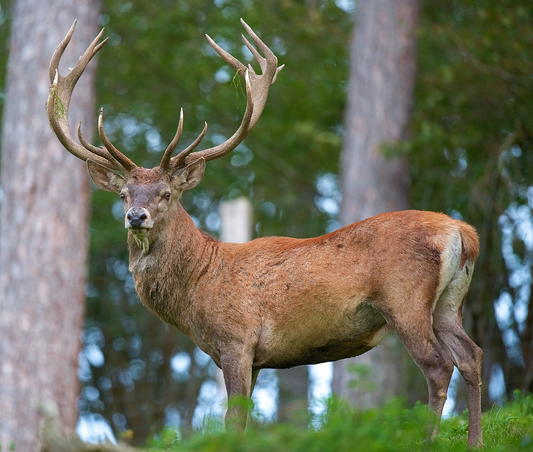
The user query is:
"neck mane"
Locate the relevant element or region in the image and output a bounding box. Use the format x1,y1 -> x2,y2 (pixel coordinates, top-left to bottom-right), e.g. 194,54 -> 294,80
127,203 -> 221,328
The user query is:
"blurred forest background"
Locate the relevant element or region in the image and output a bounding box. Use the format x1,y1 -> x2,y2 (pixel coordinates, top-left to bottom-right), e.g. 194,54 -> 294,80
0,0 -> 532,448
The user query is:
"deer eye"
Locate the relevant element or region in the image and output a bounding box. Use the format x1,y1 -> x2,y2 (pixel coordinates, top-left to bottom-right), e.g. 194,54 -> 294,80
163,192 -> 171,201
119,193 -> 126,201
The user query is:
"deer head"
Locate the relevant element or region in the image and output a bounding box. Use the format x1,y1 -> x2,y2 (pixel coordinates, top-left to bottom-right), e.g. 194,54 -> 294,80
47,19 -> 283,254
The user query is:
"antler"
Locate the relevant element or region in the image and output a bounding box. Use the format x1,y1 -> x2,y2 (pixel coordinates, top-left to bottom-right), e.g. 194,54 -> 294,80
169,19 -> 284,170
48,19 -> 282,175
47,20 -> 135,174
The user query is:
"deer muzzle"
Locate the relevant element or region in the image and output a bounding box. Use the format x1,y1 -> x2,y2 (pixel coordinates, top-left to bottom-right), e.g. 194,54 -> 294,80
125,207 -> 153,232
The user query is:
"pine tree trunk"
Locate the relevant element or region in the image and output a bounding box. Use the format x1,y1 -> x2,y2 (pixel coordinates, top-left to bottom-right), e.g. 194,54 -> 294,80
0,1 -> 100,449
332,0 -> 419,408
277,367 -> 309,422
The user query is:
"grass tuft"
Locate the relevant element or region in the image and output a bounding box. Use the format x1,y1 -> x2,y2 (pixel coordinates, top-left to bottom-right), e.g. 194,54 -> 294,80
146,392 -> 533,452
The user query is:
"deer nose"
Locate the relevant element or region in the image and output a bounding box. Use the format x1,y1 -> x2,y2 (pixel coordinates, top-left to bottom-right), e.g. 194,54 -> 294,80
126,208 -> 149,229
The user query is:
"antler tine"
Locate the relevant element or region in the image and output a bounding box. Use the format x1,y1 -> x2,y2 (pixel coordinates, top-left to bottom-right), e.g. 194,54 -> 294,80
48,19 -> 76,84
205,34 -> 247,76
77,121 -> 123,167
181,20 -> 282,166
239,20 -> 275,71
170,121 -> 209,170
47,20 -> 133,173
241,35 -> 264,69
160,108 -> 184,170
98,109 -> 137,172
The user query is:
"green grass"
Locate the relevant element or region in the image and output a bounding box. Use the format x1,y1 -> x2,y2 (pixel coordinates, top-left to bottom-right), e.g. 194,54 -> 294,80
145,392 -> 533,452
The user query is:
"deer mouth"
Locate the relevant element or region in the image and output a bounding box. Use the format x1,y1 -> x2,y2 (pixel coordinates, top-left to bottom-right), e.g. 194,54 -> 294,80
128,226 -> 152,235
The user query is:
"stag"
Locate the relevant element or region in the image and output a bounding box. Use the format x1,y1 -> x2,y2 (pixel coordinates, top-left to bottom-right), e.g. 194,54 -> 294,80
47,20 -> 483,448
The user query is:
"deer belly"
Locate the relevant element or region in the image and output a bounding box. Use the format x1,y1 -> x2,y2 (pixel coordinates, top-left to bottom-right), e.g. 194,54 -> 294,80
254,301 -> 389,368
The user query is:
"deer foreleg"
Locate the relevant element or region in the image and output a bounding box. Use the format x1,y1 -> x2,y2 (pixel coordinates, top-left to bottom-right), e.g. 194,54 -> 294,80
221,352 -> 254,431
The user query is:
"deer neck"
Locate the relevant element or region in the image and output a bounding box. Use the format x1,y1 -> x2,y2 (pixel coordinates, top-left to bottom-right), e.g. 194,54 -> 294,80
127,203 -> 221,328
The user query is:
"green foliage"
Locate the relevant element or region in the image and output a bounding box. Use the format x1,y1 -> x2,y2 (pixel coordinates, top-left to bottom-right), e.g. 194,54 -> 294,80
409,0 -> 533,215
143,394 -> 533,452
346,363 -> 376,393
439,392 -> 533,451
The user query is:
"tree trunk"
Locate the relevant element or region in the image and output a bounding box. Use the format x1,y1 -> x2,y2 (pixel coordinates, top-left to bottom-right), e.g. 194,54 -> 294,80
332,0 -> 419,408
0,1 -> 100,450
277,367 -> 309,422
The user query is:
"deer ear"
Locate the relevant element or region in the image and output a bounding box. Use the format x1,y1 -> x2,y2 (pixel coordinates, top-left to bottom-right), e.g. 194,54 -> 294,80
86,159 -> 126,193
172,158 -> 206,191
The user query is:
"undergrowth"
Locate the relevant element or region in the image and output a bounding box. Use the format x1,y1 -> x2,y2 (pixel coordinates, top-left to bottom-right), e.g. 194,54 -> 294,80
146,392 -> 533,452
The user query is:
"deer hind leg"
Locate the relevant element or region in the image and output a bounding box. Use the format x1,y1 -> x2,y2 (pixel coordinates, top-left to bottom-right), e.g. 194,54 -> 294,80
433,289 -> 483,449
383,307 -> 454,440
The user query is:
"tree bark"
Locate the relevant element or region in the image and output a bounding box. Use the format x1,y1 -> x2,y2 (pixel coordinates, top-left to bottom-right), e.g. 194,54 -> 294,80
332,0 -> 419,408
0,1 -> 100,450
277,366 -> 309,422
